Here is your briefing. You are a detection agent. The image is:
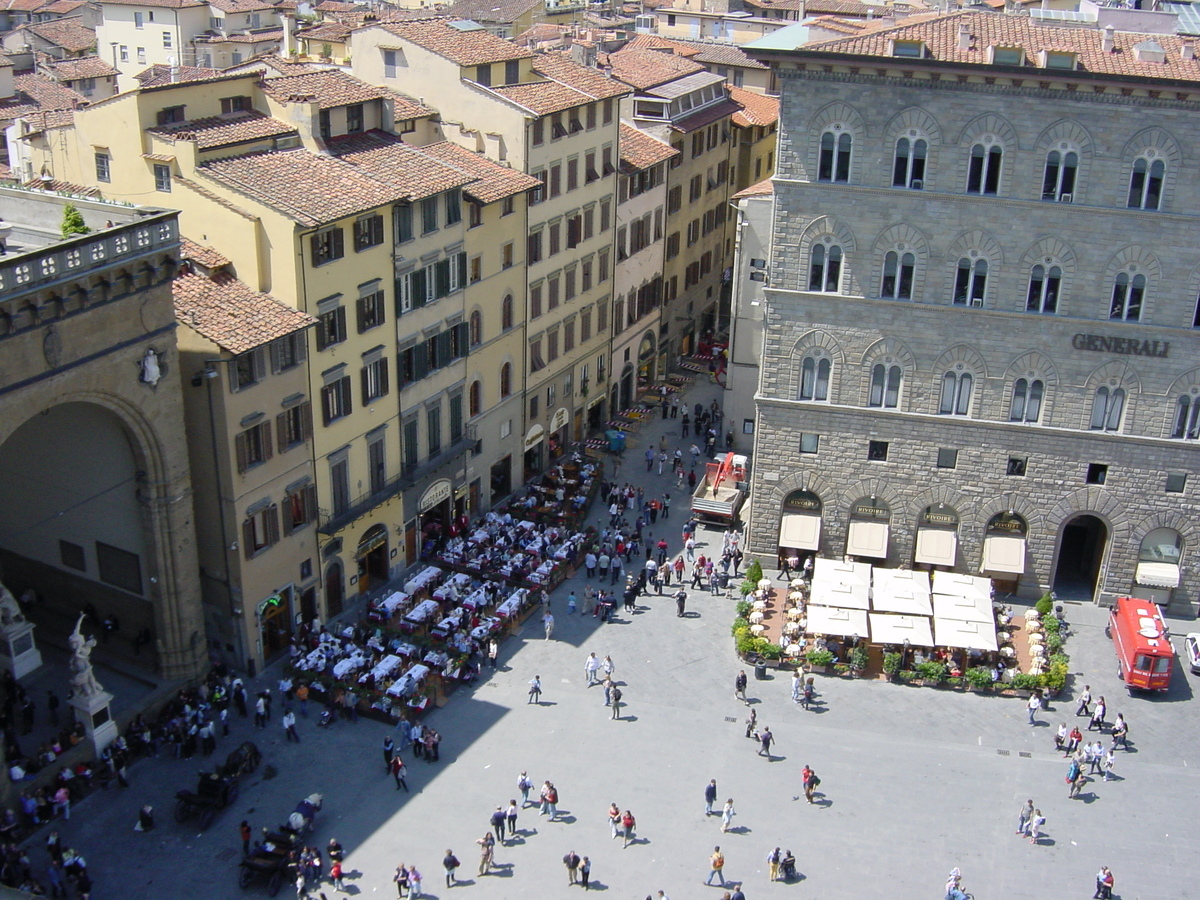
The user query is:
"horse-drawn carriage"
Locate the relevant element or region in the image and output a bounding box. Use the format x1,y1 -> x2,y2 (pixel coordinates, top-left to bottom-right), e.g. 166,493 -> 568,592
238,794 -> 323,895
175,741 -> 261,830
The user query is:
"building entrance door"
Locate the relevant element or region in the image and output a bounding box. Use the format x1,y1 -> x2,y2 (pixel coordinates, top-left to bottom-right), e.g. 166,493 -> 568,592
1053,514 -> 1108,602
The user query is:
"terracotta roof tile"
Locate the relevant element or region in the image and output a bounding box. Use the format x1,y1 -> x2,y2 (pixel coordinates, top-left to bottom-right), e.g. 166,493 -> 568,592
0,54 -> 12,68
18,107 -> 75,130
670,96 -> 739,132
296,20 -> 352,43
95,0 -> 204,6
180,236 -> 231,269
491,80 -> 592,114
148,110 -> 297,149
732,177 -> 773,199
805,15 -> 875,36
0,74 -> 83,124
532,52 -> 631,99
0,0 -> 48,11
625,34 -> 769,69
444,0 -> 541,25
174,271 -> 314,354
417,140 -> 541,203
207,0 -> 274,11
39,0 -> 88,13
326,129 -> 477,200
729,84 -> 778,127
195,27 -> 283,43
618,122 -> 678,169
381,86 -> 435,121
45,56 -> 118,80
800,0 -> 877,14
260,69 -> 387,108
375,20 -> 534,66
602,46 -> 705,90
24,17 -> 95,52
134,64 -> 228,87
801,10 -> 1200,84
21,176 -> 98,194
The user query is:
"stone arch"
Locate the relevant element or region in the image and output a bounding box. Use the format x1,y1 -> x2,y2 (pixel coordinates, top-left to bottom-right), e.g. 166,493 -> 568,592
808,100 -> 867,138
956,112 -> 1019,149
788,329 -> 845,403
931,343 -> 988,379
765,469 -> 837,512
1004,350 -> 1059,387
906,484 -> 977,533
789,329 -> 846,365
1129,511 -> 1198,558
838,478 -> 903,519
1084,359 -> 1142,393
977,494 -> 1047,536
1121,126 -> 1183,167
1101,245 -> 1161,323
1018,236 -> 1077,276
1035,117 -> 1095,154
1048,487 -> 1129,534
872,223 -> 930,257
945,229 -> 1005,266
1166,367 -> 1200,397
871,223 -> 931,300
884,106 -> 943,144
798,216 -> 858,255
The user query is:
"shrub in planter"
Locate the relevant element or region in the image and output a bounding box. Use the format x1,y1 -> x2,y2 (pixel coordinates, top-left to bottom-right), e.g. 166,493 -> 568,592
732,617 -> 750,636
833,663 -> 850,676
1035,593 -> 1054,616
965,667 -> 994,690
848,646 -> 870,672
734,628 -> 756,658
1041,615 -> 1061,635
1049,652 -> 1070,669
1044,661 -> 1069,692
744,559 -> 764,584
914,660 -> 948,684
946,675 -> 964,689
735,599 -> 753,619
882,652 -> 903,679
760,642 -> 783,661
1011,673 -> 1043,691
898,670 -> 918,684
1046,632 -> 1065,654
806,648 -> 834,669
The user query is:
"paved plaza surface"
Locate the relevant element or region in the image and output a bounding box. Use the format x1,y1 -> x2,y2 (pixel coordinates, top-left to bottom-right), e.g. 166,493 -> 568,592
34,378 -> 1200,900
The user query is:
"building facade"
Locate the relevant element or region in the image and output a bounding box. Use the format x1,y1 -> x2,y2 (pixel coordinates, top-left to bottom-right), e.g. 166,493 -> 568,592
747,10 -> 1200,614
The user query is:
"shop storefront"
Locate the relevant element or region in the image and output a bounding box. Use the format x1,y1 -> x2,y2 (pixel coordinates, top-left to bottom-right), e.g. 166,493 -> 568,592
257,589 -> 293,662
636,332 -> 656,395
549,407 -> 569,461
845,497 -> 891,562
355,523 -> 389,594
417,478 -> 453,560
980,511 -> 1027,591
914,504 -> 959,571
777,490 -> 822,559
1134,527 -> 1183,606
523,424 -> 545,480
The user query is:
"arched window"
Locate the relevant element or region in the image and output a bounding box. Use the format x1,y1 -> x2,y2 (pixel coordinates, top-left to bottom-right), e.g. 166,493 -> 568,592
1010,378 -> 1044,423
868,363 -> 901,409
469,380 -> 482,417
798,355 -> 831,401
500,362 -> 512,398
1128,156 -> 1165,210
939,371 -> 973,416
892,137 -> 927,189
1172,394 -> 1200,439
953,257 -> 987,307
1140,527 -> 1182,563
1042,150 -> 1077,201
967,142 -> 1002,195
1090,386 -> 1125,431
469,309 -> 482,347
1026,264 -> 1062,314
818,129 -> 851,183
501,294 -> 514,331
880,251 -> 915,299
808,243 -> 842,293
1109,272 -> 1145,321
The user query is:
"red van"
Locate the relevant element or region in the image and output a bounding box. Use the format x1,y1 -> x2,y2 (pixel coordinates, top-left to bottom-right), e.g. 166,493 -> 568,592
1108,596 -> 1175,692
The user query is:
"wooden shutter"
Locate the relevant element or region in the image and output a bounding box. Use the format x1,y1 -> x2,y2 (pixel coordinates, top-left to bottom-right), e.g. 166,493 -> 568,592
260,422 -> 273,461
321,385 -> 333,425
301,401 -> 313,441
242,518 -> 254,560
379,358 -> 389,397
415,342 -> 428,380
275,412 -> 287,450
456,322 -> 469,359
265,505 -> 280,547
356,296 -> 367,333
270,340 -> 282,373
412,268 -> 427,308
281,493 -> 295,537
360,365 -> 371,406
457,252 -> 467,288
331,228 -> 344,259
235,431 -> 249,473
304,484 -> 318,527
438,331 -> 452,367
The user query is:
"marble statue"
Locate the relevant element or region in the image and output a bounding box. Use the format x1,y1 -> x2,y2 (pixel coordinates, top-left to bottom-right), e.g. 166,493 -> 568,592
68,613 -> 103,699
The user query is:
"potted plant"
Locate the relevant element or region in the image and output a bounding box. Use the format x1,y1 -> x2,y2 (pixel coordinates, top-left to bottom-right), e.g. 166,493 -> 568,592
946,675 -> 964,690
760,642 -> 784,665
848,646 -> 869,678
914,659 -> 948,686
882,652 -> 903,682
806,648 -> 834,673
965,666 -> 994,692
740,559 -> 764,597
898,669 -> 918,685
1035,593 -> 1054,616
1010,672 -> 1042,694
833,662 -> 850,676
735,599 -> 753,619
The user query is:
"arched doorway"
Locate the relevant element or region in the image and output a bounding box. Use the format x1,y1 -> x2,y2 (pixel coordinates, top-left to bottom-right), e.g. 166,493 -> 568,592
1134,527 -> 1183,607
636,331 -> 656,393
257,591 -> 292,661
846,496 -> 891,563
325,561 -> 344,618
1053,514 -> 1108,601
356,524 -> 389,594
619,363 -> 634,413
913,504 -> 959,571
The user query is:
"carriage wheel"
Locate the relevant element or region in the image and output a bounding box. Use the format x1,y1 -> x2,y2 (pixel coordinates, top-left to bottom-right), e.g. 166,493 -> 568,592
226,780 -> 240,805
267,870 -> 284,896
199,806 -> 217,831
244,744 -> 261,773
238,866 -> 253,889
175,798 -> 191,823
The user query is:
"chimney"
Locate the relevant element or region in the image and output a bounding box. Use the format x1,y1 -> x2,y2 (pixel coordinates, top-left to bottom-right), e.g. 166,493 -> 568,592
1102,24 -> 1114,53
167,54 -> 179,82
282,13 -> 294,57
1183,39 -> 1195,60
957,22 -> 970,50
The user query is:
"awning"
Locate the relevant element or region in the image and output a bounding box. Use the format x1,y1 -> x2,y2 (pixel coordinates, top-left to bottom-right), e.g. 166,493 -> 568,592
981,535 -> 1026,575
915,529 -> 958,567
932,570 -> 992,604
868,613 -> 934,647
846,521 -> 889,559
1135,561 -> 1181,589
778,514 -> 821,551
806,605 -> 869,639
355,530 -> 387,558
933,616 -> 999,651
809,581 -> 871,610
872,568 -> 932,614
932,592 -> 992,624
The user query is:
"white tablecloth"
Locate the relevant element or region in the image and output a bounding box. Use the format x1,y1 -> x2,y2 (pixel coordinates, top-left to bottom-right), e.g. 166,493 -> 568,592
405,599 -> 440,624
381,591 -> 411,614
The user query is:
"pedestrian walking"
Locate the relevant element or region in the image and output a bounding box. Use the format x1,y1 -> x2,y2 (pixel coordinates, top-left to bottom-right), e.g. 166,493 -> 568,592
283,710 -> 300,743
675,587 -> 687,617
1094,866 -> 1114,899
1086,740 -> 1104,774
704,779 -> 718,816
602,655 -> 615,679
1111,713 -> 1129,749
383,736 -> 395,773
487,639 -> 498,668
1028,809 -> 1045,845
1089,696 -> 1107,731
241,820 -> 252,856
791,671 -> 802,703
767,847 -> 782,882
330,859 -> 344,890
802,677 -> 815,709
706,847 -> 725,886
621,810 -> 636,847
542,782 -> 559,819
442,850 -> 460,887
390,754 -> 409,792
518,771 -> 533,807
1016,799 -> 1033,835
1026,690 -> 1041,725
393,864 -> 409,898
407,865 -> 422,899
720,799 -> 735,833
645,448 -> 655,471
1076,684 -> 1092,717
579,856 -> 591,890
490,807 -> 506,842
1103,747 -> 1116,781
744,708 -> 757,739
563,850 -> 581,884
585,652 -> 601,685
475,833 -> 494,876
254,694 -> 267,728
506,799 -> 518,836
528,675 -> 543,705
543,611 -> 555,640
758,726 -> 774,759
610,686 -> 623,720
681,412 -> 690,437
735,670 -> 748,704
608,802 -> 621,839
802,765 -> 819,803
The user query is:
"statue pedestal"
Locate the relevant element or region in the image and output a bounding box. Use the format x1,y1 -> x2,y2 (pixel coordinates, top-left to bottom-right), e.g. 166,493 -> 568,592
69,691 -> 117,754
0,620 -> 42,680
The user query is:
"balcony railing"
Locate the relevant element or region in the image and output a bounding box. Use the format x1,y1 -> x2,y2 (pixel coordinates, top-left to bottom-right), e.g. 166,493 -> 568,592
318,435 -> 470,535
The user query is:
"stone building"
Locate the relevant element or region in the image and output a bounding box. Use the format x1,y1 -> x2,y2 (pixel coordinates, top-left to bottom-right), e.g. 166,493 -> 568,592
0,187 -> 207,679
746,9 -> 1200,614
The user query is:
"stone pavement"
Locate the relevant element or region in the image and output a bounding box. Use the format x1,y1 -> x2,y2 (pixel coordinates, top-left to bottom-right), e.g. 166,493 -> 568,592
27,376 -> 1200,900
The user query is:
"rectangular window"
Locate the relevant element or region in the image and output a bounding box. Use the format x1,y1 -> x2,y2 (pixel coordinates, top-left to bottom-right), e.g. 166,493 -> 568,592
936,448 -> 958,469
311,227 -> 344,266
565,268 -> 576,300
233,347 -> 265,390
603,98 -> 613,124
585,150 -> 598,183
549,221 -> 561,256
445,189 -> 461,225
547,330 -> 559,362
242,504 -> 280,558
330,457 -> 350,514
402,419 -> 419,472
119,45 -> 128,62
1086,463 -> 1107,485
1007,456 -> 1027,477
276,402 -> 313,450
502,242 -> 514,269
598,249 -> 609,283
600,199 -> 611,232
567,158 -> 579,191
548,276 -> 560,310
96,542 -> 142,593
469,255 -> 482,283
135,10 -> 143,26
581,308 -> 592,341
666,232 -> 680,260
321,376 -> 352,424
361,357 -> 389,404
581,259 -> 592,292
383,49 -> 397,77
532,119 -> 545,146
422,197 -> 438,233
394,204 -> 413,243
353,214 -> 384,251
283,483 -> 318,535
596,298 -> 607,331
549,164 -> 561,197
60,540 -> 85,572
468,202 -> 482,228
1166,473 -> 1187,493
220,95 -> 250,114
474,64 -> 491,86
316,305 -> 347,350
95,152 -> 111,183
505,59 -> 519,84
427,404 -> 441,456
450,393 -> 464,442
530,337 -> 545,372
799,433 -> 819,454
235,420 -> 273,472
867,440 -> 889,462
136,47 -> 146,65
563,319 -> 575,352
528,229 -> 543,264
153,164 -> 171,192
530,284 -> 543,319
